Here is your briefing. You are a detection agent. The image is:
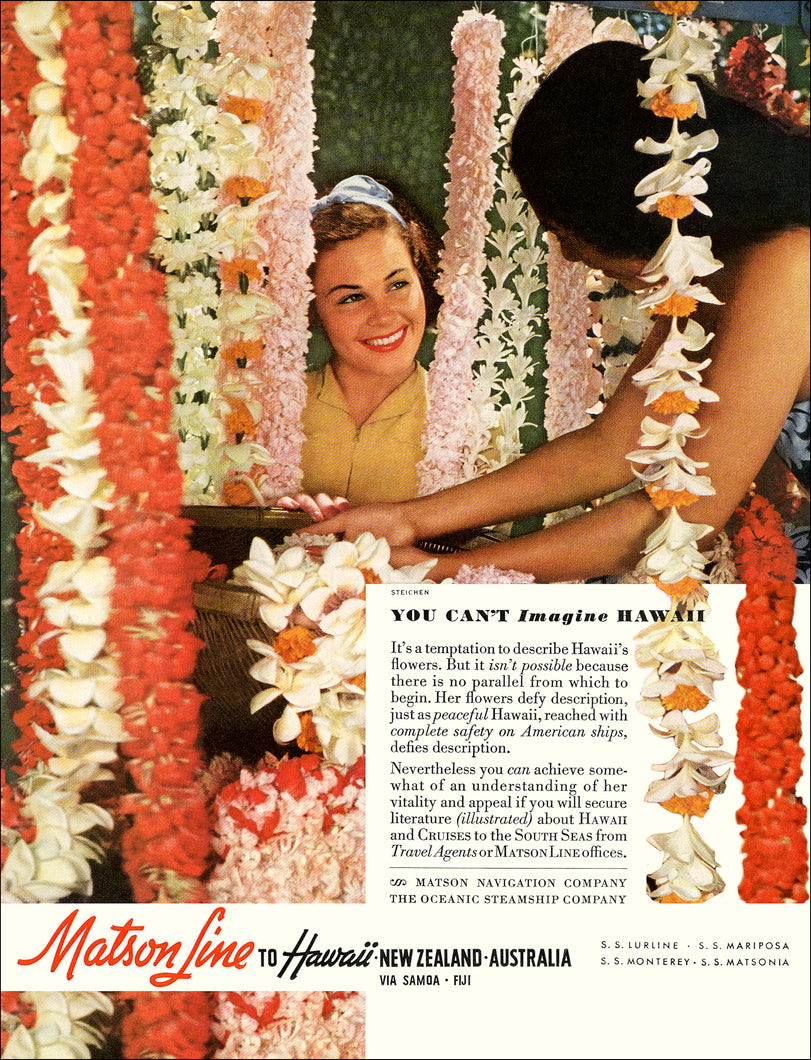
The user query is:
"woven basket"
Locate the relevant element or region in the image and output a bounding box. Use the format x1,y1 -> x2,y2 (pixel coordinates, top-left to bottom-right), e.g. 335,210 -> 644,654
192,581 -> 285,760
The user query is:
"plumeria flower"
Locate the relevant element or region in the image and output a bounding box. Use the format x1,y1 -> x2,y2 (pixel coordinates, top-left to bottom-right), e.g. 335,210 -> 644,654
637,121 -> 718,160
34,496 -> 108,551
629,452 -> 715,500
210,55 -> 281,99
650,710 -> 724,747
644,761 -> 726,803
650,739 -> 733,777
218,291 -> 278,337
321,534 -> 392,577
638,506 -> 713,581
643,18 -> 717,78
14,0 -> 67,59
632,346 -> 718,408
3,992 -> 113,1058
639,221 -> 723,288
312,690 -> 366,766
647,816 -> 724,901
635,619 -> 718,666
640,655 -> 726,701
636,162 -> 713,216
599,294 -> 653,347
153,1 -> 213,59
248,646 -> 335,711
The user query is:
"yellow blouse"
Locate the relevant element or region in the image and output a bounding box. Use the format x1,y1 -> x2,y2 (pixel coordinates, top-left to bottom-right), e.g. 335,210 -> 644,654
300,362 -> 428,503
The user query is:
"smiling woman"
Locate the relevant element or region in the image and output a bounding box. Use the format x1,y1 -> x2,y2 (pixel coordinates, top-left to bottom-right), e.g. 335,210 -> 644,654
278,175 -> 441,516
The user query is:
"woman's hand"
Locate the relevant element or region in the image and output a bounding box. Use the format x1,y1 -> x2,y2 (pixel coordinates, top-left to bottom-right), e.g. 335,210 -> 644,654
276,492 -> 350,522
315,501 -> 419,548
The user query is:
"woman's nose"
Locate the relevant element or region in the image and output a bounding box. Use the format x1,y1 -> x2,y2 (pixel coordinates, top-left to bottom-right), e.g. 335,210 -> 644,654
366,296 -> 396,323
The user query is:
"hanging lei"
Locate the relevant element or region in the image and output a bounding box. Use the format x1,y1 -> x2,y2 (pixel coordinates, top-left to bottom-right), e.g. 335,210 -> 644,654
211,0 -> 292,505
541,2 -> 602,448
2,0 -> 124,905
1,990 -> 113,1058
725,29 -> 809,128
249,0 -> 316,500
145,1 -> 273,505
146,0 -> 232,504
58,0 -> 211,906
211,991 -> 365,1060
474,49 -> 545,473
630,2 -> 730,902
733,494 -> 807,902
417,9 -> 504,494
0,0 -> 70,784
118,991 -> 212,1060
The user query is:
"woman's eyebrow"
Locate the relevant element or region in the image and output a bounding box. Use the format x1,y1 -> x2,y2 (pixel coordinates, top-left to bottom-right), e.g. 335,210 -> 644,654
326,268 -> 407,297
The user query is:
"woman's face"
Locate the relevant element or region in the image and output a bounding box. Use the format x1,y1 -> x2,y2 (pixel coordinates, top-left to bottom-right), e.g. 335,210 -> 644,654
313,227 -> 426,383
547,224 -> 648,291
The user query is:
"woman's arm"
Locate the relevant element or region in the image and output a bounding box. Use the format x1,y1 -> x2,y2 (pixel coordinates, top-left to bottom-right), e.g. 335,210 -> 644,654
317,318 -> 670,544
320,228 -> 810,576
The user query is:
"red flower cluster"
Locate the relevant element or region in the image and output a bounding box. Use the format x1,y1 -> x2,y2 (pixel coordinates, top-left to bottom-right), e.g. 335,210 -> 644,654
119,992 -> 211,1060
0,991 -> 36,1054
218,754 -> 366,853
0,771 -> 35,869
734,494 -> 807,903
724,35 -> 808,128
61,1 -> 211,903
1,0 -> 73,778
216,991 -> 359,1036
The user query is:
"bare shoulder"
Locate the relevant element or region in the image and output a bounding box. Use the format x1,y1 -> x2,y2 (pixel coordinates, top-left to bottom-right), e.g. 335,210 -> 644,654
738,226 -> 809,283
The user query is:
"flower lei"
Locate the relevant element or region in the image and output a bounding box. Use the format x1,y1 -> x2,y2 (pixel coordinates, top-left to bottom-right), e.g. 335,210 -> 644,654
211,0 -> 301,505
2,0 -> 122,905
631,3 -> 729,902
119,991 -> 212,1060
146,0 -> 241,504
209,753 -> 365,903
725,31 -> 809,128
232,533 -> 435,767
733,494 -> 807,902
541,3 -> 602,447
55,0 -> 212,906
1,0 -> 70,781
474,52 -> 545,473
418,9 -> 504,494
145,1 -> 315,505
211,991 -> 365,1060
249,0 -> 316,500
1,990 -> 113,1059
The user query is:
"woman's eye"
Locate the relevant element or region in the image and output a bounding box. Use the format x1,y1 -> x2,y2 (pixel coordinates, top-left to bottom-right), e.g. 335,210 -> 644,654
389,280 -> 409,291
337,292 -> 364,305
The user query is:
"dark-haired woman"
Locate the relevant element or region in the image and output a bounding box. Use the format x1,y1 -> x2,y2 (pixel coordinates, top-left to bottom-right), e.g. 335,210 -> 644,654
317,43 -> 809,580
277,175 -> 441,521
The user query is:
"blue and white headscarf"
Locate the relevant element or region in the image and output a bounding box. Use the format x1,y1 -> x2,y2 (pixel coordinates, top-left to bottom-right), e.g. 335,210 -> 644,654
310,175 -> 407,229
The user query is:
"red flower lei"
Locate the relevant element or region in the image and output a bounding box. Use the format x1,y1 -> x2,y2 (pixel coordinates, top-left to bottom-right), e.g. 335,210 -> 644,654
119,992 -> 212,1060
734,494 -> 807,902
61,0 -> 211,903
725,34 -> 809,128
1,0 -> 72,773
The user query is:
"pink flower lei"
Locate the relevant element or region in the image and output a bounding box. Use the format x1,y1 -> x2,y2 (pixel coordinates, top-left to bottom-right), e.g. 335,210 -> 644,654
250,0 -> 316,498
542,3 -> 602,445
418,9 -> 504,494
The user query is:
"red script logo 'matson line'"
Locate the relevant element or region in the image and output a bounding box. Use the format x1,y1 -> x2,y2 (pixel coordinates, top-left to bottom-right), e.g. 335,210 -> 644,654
17,906 -> 254,987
